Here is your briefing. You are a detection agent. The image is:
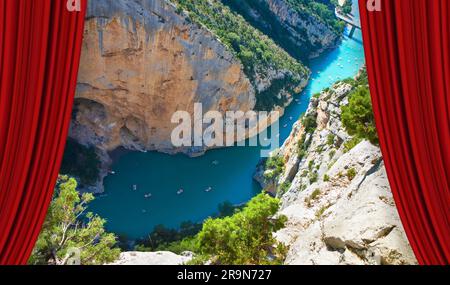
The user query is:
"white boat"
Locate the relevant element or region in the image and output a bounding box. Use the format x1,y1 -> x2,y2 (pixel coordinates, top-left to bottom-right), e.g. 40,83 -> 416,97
144,193 -> 152,199
132,185 -> 137,191
205,187 -> 212,192
177,189 -> 184,195
212,160 -> 220,166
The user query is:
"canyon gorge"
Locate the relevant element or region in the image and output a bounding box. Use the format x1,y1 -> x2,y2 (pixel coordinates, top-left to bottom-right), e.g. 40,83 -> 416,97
71,0 -> 326,157
60,0 -> 416,265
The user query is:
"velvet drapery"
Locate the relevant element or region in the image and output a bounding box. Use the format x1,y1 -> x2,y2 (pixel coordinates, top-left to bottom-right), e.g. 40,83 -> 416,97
0,0 -> 86,265
0,0 -> 449,266
359,0 -> 449,265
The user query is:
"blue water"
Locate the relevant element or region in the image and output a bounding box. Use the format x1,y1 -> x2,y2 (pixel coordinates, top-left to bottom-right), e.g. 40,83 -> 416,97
89,4 -> 365,240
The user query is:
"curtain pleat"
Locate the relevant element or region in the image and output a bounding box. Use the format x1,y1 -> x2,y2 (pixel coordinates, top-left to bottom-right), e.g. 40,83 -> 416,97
0,0 -> 86,265
359,0 -> 450,265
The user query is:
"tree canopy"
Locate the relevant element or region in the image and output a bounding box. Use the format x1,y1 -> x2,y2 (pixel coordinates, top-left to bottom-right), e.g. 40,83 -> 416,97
29,176 -> 120,265
341,85 -> 379,145
192,193 -> 287,265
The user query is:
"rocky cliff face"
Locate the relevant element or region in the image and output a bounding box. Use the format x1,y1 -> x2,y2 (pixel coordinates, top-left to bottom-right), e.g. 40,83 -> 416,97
72,0 -> 256,156
222,0 -> 341,60
256,79 -> 417,265
266,0 -> 341,58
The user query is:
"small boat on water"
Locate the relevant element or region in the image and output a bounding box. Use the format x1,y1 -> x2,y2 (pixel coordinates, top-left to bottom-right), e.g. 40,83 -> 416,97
289,116 -> 293,121
283,124 -> 288,128
212,160 -> 220,166
205,187 -> 212,193
132,184 -> 137,191
177,189 -> 184,195
109,170 -> 116,175
144,193 -> 152,199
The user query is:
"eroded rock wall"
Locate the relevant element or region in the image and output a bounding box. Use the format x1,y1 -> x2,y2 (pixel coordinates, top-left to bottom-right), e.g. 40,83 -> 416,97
72,0 -> 256,155
266,0 -> 341,58
256,79 -> 417,265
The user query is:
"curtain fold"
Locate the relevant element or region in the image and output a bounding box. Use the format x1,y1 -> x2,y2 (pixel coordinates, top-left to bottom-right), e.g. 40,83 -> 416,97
359,0 -> 450,265
0,0 -> 86,265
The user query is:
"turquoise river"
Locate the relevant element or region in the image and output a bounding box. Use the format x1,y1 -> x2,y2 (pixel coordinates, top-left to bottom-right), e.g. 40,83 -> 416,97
90,3 -> 366,240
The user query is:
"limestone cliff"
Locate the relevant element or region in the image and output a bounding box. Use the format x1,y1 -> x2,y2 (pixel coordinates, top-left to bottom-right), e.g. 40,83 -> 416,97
255,78 -> 417,265
222,0 -> 342,60
266,0 -> 341,58
71,0 -> 315,159
72,0 -> 256,156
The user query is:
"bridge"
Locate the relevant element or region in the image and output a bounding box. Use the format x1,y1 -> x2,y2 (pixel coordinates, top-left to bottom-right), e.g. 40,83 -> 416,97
335,8 -> 361,38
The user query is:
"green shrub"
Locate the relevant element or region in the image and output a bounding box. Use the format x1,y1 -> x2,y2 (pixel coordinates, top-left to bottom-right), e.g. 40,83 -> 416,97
298,149 -> 307,160
315,205 -> 329,219
278,182 -> 292,195
191,193 -> 288,265
341,86 -> 378,145
327,134 -> 335,146
309,172 -> 319,184
329,149 -> 336,159
310,189 -> 321,200
347,168 -> 357,181
344,137 -> 362,153
264,155 -> 285,181
308,160 -> 314,171
302,113 -> 318,134
324,174 -> 330,182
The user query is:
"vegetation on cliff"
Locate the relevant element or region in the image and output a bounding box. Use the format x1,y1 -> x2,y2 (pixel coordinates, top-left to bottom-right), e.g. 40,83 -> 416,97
145,193 -> 287,265
341,70 -> 379,145
29,176 -> 120,265
286,0 -> 346,33
173,0 -> 309,110
222,0 -> 341,61
263,155 -> 285,183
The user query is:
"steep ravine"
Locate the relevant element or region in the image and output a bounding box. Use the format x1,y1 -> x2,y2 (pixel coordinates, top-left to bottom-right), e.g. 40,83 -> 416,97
71,0 -> 311,157
222,0 -> 342,60
255,77 -> 417,265
70,0 -> 316,192
73,0 -> 256,156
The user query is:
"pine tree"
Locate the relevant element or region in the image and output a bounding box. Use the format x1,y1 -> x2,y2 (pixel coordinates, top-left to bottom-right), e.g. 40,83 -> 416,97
28,176 -> 120,265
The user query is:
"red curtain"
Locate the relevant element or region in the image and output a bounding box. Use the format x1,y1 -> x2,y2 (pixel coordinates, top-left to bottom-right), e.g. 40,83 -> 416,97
0,0 -> 86,265
359,0 -> 450,265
